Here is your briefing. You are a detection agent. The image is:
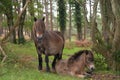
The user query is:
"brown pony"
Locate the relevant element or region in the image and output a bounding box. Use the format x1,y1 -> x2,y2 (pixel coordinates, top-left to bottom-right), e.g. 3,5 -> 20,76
55,50 -> 95,78
32,17 -> 64,72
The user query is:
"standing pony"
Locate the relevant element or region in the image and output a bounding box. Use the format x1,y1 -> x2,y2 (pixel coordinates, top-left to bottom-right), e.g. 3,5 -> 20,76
55,50 -> 95,78
32,17 -> 64,72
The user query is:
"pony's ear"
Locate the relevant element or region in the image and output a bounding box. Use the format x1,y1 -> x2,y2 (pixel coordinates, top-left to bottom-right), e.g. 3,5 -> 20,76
42,17 -> 45,21
34,17 -> 37,22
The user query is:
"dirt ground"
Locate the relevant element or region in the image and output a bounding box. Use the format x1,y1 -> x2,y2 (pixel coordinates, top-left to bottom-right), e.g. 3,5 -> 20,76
91,73 -> 120,80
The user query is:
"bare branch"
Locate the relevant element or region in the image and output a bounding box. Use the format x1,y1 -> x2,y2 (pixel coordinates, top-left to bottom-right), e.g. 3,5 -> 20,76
0,45 -> 7,63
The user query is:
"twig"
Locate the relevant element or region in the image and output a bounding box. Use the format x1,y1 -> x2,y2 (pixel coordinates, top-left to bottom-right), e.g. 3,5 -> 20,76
0,45 -> 7,63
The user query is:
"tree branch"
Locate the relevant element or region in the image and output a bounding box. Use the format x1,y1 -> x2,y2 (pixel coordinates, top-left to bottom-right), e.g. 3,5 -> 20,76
0,45 -> 7,63
1,0 -> 30,43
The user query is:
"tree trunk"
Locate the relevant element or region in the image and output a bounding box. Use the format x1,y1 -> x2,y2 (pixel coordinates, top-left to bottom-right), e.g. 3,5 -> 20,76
5,0 -> 16,43
99,0 -> 117,70
57,0 -> 66,36
83,0 -> 89,40
91,0 -> 99,43
100,0 -> 114,43
0,14 -> 3,36
74,1 -> 82,40
44,0 -> 49,30
6,14 -> 16,43
111,0 -> 120,71
92,0 -> 120,71
50,0 -> 53,31
18,0 -> 26,44
28,0 -> 35,39
68,2 -> 72,42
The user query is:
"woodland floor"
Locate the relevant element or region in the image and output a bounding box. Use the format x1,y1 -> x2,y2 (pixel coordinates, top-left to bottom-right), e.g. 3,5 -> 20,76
0,40 -> 120,80
91,73 -> 120,80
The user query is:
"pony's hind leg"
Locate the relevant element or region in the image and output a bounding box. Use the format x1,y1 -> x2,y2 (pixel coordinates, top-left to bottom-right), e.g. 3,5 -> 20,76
58,50 -> 63,60
38,54 -> 42,70
52,54 -> 59,71
58,54 -> 62,60
45,55 -> 50,72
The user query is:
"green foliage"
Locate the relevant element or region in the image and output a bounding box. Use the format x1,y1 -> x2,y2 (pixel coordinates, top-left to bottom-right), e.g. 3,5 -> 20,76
113,50 -> 120,62
2,21 -> 7,27
28,0 -> 43,17
0,2 -> 5,14
0,0 -> 10,12
57,0 -> 67,34
0,0 -> 13,15
24,20 -> 32,30
94,53 -> 108,71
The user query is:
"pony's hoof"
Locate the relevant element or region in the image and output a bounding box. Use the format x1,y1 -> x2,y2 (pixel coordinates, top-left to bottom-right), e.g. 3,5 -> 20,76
52,69 -> 56,73
46,68 -> 50,72
46,70 -> 50,72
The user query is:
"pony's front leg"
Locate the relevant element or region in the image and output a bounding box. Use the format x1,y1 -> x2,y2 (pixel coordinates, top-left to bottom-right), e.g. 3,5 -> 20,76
45,55 -> 50,72
38,54 -> 42,70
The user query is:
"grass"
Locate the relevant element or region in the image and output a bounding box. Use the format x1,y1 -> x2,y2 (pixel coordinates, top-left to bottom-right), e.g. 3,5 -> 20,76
0,41 -> 118,80
0,67 -> 84,80
0,41 -> 90,80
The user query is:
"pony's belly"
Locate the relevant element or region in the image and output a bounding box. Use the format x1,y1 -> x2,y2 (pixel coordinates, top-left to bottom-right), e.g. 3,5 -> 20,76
46,47 -> 61,55
44,41 -> 63,55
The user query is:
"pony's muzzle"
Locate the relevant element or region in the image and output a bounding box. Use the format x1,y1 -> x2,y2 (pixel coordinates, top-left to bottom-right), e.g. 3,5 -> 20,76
37,36 -> 42,41
36,34 -> 43,41
89,64 -> 95,72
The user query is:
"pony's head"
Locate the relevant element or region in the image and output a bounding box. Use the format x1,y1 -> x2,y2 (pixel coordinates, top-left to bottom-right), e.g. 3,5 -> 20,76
85,50 -> 95,72
33,17 -> 45,40
67,50 -> 95,73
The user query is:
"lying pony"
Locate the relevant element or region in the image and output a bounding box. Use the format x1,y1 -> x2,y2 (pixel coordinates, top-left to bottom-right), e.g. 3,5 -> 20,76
55,50 -> 95,78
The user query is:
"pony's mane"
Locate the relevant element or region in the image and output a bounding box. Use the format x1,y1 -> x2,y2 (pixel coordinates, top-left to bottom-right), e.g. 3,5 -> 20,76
67,50 -> 91,65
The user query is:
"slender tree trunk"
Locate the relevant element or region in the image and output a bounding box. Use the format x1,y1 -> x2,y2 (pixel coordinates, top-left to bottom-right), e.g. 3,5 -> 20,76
6,14 -> 16,43
50,0 -> 53,31
18,0 -> 26,44
91,0 -> 99,43
57,0 -> 66,36
89,0 -> 92,39
28,0 -> 35,39
74,1 -> 82,40
100,0 -> 113,43
44,0 -> 49,30
5,1 -> 16,43
0,14 -> 2,36
83,0 -> 89,40
69,2 -> 72,42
